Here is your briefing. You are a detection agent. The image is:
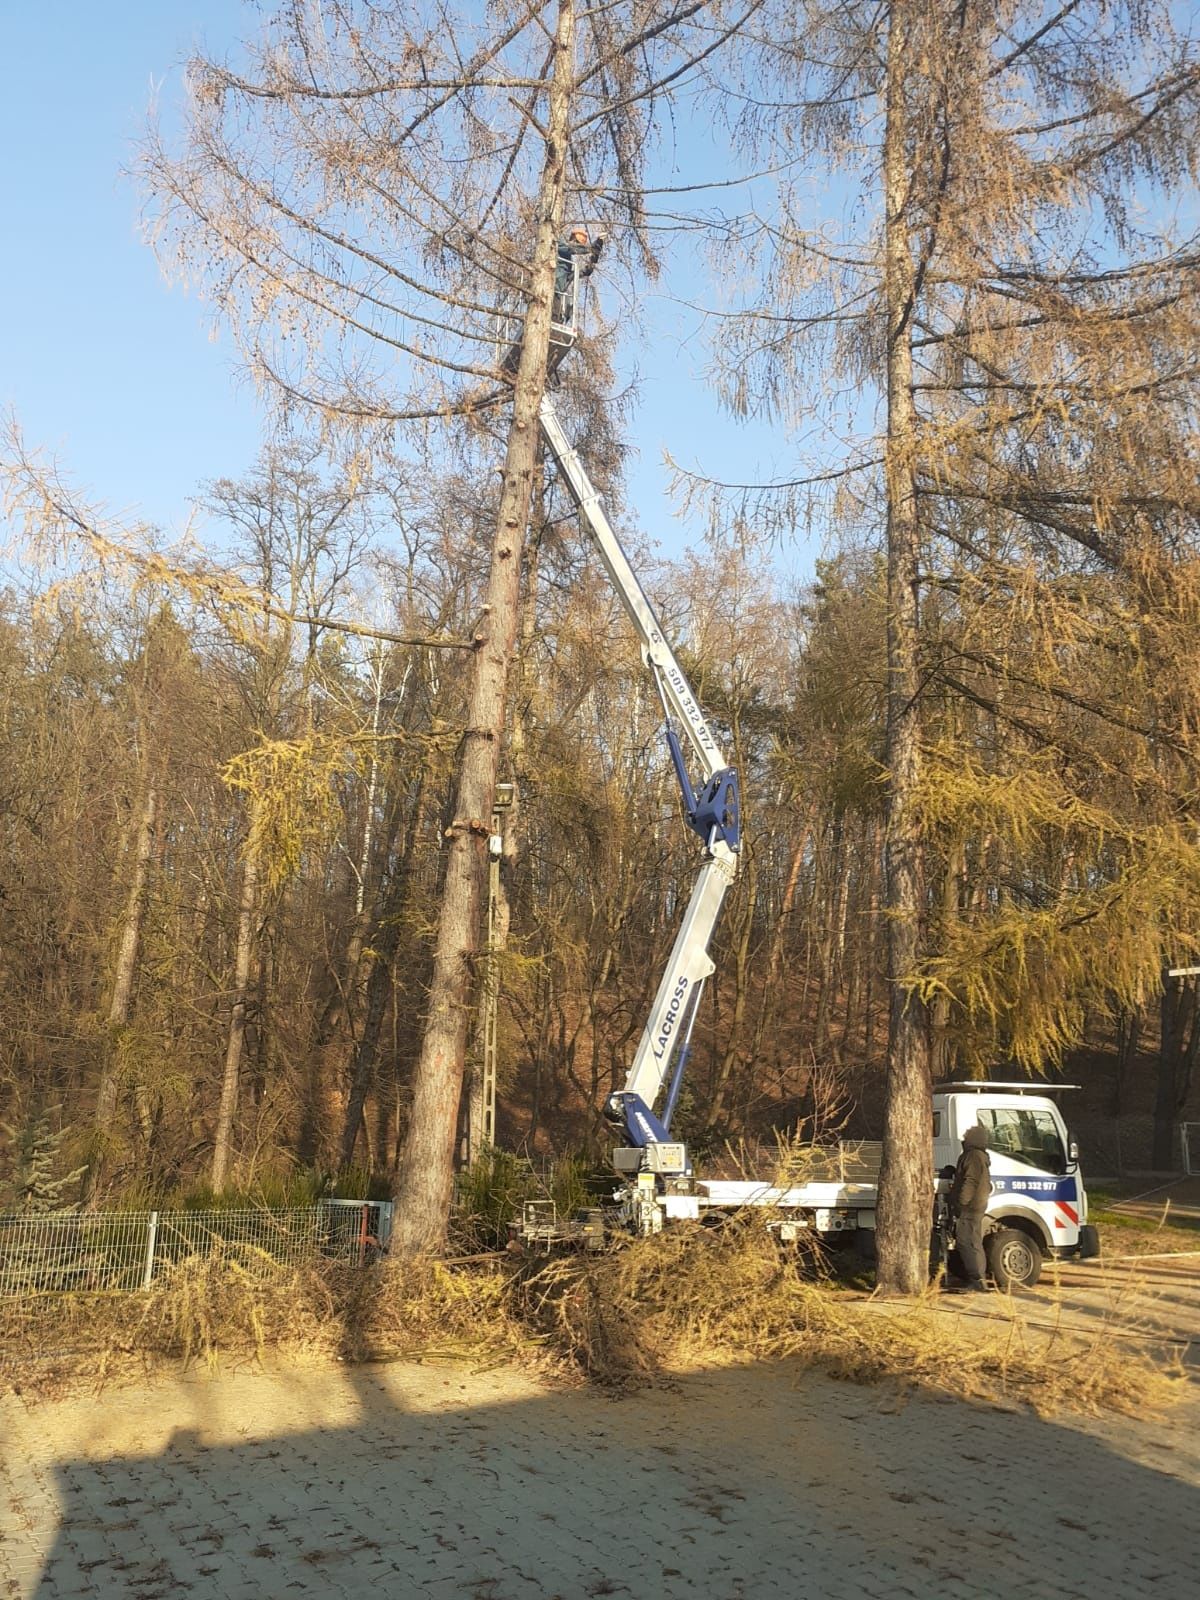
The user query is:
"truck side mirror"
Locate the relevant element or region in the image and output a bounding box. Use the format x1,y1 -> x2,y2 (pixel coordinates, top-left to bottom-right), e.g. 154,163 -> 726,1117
1068,1139 -> 1079,1165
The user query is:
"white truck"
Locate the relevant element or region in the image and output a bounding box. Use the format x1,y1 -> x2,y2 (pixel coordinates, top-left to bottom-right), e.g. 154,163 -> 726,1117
517,259 -> 1099,1290
652,1082 -> 1099,1288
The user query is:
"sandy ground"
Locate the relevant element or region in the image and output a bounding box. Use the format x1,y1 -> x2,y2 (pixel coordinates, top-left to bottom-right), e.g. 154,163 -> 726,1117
3,1318 -> 1199,1600
925,1247 -> 1200,1369
3,1247 -> 1199,1600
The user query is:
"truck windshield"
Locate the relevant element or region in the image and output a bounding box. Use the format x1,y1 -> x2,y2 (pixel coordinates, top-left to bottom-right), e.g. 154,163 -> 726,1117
977,1107 -> 1066,1173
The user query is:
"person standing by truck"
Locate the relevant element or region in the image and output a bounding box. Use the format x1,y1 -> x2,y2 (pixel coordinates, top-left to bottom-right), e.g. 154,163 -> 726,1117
949,1125 -> 992,1290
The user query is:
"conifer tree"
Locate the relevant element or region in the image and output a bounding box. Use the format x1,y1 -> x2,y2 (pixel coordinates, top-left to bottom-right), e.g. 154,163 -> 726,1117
3,1108 -> 85,1214
704,0 -> 1200,1288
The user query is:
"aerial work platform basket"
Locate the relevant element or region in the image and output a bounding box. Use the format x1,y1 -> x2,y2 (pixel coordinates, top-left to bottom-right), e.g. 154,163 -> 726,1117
495,248 -> 591,376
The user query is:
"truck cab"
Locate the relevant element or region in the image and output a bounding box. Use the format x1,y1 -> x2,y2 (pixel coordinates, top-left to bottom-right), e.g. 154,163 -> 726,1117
934,1082 -> 1099,1286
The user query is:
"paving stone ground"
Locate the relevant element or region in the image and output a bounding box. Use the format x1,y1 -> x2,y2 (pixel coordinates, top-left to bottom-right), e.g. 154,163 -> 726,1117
2,1348 -> 1198,1600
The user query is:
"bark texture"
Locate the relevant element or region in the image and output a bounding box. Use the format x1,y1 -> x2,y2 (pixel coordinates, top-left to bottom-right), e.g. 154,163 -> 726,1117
390,0 -> 576,1254
94,781 -> 160,1135
875,0 -> 933,1296
339,769 -> 430,1170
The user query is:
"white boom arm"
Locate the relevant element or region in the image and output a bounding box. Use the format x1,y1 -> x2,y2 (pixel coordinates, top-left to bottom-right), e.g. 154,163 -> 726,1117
538,396 -> 728,783
538,391 -> 738,1133
620,853 -> 734,1111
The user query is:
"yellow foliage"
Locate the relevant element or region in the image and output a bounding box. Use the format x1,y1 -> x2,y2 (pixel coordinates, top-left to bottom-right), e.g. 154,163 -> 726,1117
910,746 -> 1200,1068
222,733 -> 367,890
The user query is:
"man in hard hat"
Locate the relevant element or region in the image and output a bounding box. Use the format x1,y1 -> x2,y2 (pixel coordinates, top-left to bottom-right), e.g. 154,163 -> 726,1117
554,225 -> 603,326
948,1124 -> 992,1291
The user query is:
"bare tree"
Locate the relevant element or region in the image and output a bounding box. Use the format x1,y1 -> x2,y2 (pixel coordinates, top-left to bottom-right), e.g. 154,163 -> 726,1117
203,442 -> 371,1190
143,0 -> 755,1246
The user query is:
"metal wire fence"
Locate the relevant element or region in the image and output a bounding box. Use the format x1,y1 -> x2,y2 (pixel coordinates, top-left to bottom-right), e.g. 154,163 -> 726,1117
0,1200 -> 393,1297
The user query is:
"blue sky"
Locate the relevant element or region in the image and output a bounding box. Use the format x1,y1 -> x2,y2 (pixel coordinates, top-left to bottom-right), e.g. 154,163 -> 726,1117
0,3 -> 799,567
0,4 -> 260,538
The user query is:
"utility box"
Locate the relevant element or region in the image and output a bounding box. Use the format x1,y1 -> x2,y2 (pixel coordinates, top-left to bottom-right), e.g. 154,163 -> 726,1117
644,1143 -> 689,1176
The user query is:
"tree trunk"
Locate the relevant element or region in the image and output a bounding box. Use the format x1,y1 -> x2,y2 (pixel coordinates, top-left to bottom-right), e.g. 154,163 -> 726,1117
211,836 -> 261,1191
466,476 -> 542,1155
875,1 -> 933,1296
1112,1002 -> 1141,1118
390,0 -> 576,1255
862,820 -> 882,1066
814,815 -> 845,1051
86,778 -> 160,1198
929,836 -> 963,1083
1153,974 -> 1194,1169
94,781 -> 160,1136
339,769 -> 429,1169
750,811 -> 811,1068
466,834 -> 511,1163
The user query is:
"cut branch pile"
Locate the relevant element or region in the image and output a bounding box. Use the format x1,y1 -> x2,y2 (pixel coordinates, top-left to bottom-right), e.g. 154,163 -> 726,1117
1,1222 -> 1184,1420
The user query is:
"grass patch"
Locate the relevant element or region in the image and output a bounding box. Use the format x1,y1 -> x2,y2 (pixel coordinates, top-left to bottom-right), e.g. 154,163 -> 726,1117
1097,1220 -> 1200,1255
1092,1209 -> 1200,1256
1084,1182 -> 1200,1254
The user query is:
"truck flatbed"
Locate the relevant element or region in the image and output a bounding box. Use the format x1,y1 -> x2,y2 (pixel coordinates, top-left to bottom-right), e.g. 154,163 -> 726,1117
662,1177 -> 878,1229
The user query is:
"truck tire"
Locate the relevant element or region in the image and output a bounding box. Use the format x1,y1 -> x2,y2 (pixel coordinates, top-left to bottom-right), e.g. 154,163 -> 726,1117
985,1227 -> 1043,1289
854,1226 -> 876,1263
1077,1223 -> 1101,1260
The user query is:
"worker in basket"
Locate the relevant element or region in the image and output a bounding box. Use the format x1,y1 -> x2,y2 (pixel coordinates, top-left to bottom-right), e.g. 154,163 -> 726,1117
501,226 -> 604,375
554,225 -> 603,327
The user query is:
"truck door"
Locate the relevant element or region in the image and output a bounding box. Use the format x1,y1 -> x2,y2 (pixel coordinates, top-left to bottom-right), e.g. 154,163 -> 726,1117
931,1103 -> 956,1175
973,1101 -> 1081,1246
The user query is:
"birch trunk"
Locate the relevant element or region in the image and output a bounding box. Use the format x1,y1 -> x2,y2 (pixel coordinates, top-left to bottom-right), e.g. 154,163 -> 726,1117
94,781 -> 160,1135
390,0 -> 576,1254
211,836 -> 261,1191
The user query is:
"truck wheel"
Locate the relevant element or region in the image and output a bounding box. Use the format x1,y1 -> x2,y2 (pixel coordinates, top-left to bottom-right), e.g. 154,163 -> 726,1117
985,1227 -> 1043,1289
1077,1224 -> 1101,1260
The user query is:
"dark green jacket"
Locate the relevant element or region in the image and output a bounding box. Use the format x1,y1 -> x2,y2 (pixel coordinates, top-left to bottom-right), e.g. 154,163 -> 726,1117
949,1146 -> 991,1214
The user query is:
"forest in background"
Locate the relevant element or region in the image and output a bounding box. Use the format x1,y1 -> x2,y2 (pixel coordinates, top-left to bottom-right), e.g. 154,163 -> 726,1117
1,454 -> 1194,1201
2,0 -> 1200,1234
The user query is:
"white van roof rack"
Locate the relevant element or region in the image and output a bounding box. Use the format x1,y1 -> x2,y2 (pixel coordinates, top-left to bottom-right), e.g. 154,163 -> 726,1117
934,1081 -> 1080,1094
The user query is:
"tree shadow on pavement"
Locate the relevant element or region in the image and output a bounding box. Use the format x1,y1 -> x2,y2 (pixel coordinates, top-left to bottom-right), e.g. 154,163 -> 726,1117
9,1356 -> 1199,1600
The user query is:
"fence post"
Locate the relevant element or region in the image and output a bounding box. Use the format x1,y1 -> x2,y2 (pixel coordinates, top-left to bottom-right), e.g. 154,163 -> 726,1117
141,1210 -> 159,1291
